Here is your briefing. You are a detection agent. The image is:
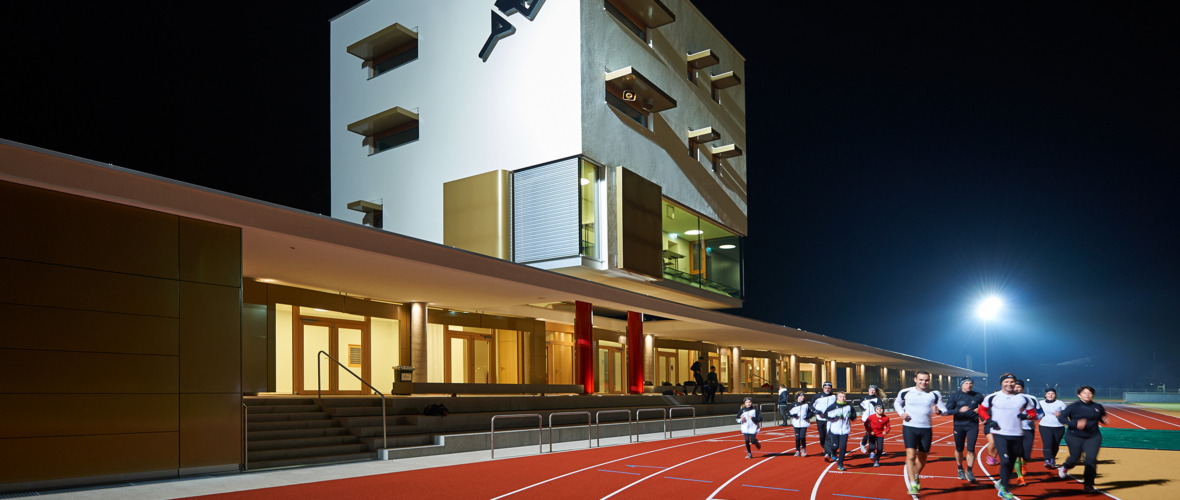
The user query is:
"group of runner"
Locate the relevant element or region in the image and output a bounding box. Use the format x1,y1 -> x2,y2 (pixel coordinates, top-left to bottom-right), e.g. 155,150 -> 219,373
759,370 -> 1108,498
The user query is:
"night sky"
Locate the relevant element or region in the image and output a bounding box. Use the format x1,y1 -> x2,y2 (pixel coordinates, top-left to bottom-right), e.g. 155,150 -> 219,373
3,2 -> 1176,393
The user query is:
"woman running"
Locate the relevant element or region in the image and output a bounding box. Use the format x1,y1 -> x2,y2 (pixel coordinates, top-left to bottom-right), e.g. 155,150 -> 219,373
858,385 -> 882,454
737,397 -> 763,459
1013,380 -> 1041,485
1039,387 -> 1068,469
865,403 -> 891,467
788,391 -> 814,456
1057,385 -> 1107,493
823,391 -> 857,471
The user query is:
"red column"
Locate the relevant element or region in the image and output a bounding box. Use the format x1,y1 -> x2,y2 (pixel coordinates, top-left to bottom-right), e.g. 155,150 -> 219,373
575,300 -> 594,394
627,311 -> 644,394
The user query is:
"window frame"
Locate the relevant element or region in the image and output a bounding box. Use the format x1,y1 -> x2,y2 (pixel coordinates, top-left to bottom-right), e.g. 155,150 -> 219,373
604,0 -> 647,43
369,121 -> 420,155
369,39 -> 419,79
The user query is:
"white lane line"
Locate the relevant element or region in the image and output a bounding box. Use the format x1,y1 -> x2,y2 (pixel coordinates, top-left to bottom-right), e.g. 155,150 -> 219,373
705,428 -> 870,500
809,462 -> 838,500
1103,409 -> 1146,429
1112,405 -> 1180,428
831,471 -> 962,480
976,442 -> 1021,500
901,463 -> 919,500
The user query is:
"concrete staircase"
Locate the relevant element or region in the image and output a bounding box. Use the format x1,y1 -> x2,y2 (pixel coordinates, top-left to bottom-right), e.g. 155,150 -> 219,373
245,398 -> 377,469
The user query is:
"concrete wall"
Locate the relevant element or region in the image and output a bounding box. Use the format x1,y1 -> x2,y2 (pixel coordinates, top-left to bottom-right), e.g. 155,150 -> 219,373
0,181 -> 242,492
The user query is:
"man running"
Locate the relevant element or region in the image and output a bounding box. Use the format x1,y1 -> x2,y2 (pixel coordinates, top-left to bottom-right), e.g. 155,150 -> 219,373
944,377 -> 984,483
979,373 -> 1038,500
811,382 -> 837,460
894,371 -> 947,494
1012,379 -> 1041,485
690,356 -> 705,395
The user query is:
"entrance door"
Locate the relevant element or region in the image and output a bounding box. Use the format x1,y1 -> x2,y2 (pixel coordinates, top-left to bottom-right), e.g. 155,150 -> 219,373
295,311 -> 371,395
740,358 -> 755,392
445,328 -> 493,383
657,351 -> 677,386
598,346 -> 625,393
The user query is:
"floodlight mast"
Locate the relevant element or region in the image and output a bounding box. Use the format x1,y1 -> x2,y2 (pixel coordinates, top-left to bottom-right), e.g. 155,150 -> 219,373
976,296 -> 1002,391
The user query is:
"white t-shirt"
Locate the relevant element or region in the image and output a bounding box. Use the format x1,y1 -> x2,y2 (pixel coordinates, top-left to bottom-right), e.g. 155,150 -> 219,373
1039,399 -> 1069,427
982,391 -> 1037,437
894,386 -> 947,428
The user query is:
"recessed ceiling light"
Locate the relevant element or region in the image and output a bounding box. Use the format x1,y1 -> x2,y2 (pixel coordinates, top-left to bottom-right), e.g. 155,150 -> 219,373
580,178 -> 590,185
719,244 -> 736,249
258,279 -> 275,282
685,229 -> 703,235
668,233 -> 678,240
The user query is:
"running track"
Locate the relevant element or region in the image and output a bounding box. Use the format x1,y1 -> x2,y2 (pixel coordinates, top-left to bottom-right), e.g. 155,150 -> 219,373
186,405 -> 1179,500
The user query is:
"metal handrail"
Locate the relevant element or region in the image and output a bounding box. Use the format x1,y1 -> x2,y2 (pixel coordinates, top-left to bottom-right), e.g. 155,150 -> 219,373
759,403 -> 779,427
242,403 -> 248,471
634,408 -> 668,442
595,410 -> 633,447
668,406 -> 696,436
317,350 -> 387,449
490,414 -> 543,459
548,411 -> 592,452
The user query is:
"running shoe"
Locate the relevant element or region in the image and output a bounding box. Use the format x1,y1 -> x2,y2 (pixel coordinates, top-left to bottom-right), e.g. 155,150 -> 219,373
858,445 -> 866,454
873,460 -> 880,467
996,486 -> 1015,500
1083,486 -> 1099,494
746,452 -> 753,459
794,451 -> 800,457
1058,466 -> 1068,479
986,455 -> 1000,466
837,465 -> 846,471
908,482 -> 920,495
755,441 -> 761,450
1015,476 -> 1026,487
869,452 -> 876,460
1044,460 -> 1054,469
801,449 -> 808,457
966,469 -> 977,483
958,468 -> 966,480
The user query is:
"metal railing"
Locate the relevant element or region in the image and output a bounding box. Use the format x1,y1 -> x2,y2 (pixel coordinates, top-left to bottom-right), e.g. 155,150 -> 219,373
759,403 -> 780,427
318,350 -> 387,449
634,408 -> 668,441
595,410 -> 633,447
242,403 -> 248,471
548,411 -> 592,452
668,406 -> 696,437
490,414 -> 543,458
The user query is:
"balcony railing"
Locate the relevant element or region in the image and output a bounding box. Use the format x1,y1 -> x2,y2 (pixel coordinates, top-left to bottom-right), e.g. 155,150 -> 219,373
663,266 -> 740,298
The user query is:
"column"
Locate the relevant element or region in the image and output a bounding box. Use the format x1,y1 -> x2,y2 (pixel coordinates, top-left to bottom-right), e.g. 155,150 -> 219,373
730,347 -> 741,393
643,334 -> 655,393
410,302 -> 428,382
789,355 -> 798,389
626,311 -> 644,394
880,367 -> 888,392
575,300 -> 594,394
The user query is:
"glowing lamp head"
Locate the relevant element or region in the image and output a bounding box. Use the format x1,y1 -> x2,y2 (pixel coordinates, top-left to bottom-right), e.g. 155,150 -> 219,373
977,296 -> 1002,320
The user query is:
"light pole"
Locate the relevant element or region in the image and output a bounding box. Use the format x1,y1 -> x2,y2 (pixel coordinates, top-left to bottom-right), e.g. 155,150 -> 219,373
976,296 -> 1002,392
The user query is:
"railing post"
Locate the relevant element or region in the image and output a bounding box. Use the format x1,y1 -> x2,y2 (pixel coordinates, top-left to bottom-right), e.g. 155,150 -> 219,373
594,410 -> 633,447
242,403 -> 248,471
490,414 -> 543,459
548,411 -> 592,453
669,406 -> 696,437
317,350 -> 387,453
634,408 -> 667,442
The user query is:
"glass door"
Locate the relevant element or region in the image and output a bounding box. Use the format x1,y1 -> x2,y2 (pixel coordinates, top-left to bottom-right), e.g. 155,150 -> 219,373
445,328 -> 494,383
598,346 -> 625,393
295,310 -> 370,395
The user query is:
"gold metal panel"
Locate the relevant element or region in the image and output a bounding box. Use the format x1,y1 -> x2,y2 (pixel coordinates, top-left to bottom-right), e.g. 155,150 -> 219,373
242,336 -> 268,394
0,303 -> 178,356
179,217 -> 241,288
687,49 -> 720,69
242,279 -> 267,305
605,67 -> 677,113
480,314 -> 535,332
346,23 -> 417,60
347,107 -> 419,137
344,297 -> 402,320
242,303 -> 267,340
688,127 -> 721,143
443,170 -> 512,259
267,284 -> 346,312
428,309 -> 482,328
615,0 -> 676,28
618,168 -> 663,279
710,144 -> 744,159
0,432 -> 178,485
711,70 -> 742,89
0,258 -> 179,318
179,282 -> 241,394
180,393 -> 241,468
0,349 -> 178,394
0,394 -> 178,439
0,180 -> 179,280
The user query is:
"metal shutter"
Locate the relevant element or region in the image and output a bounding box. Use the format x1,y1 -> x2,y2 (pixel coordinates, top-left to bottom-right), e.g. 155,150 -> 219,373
514,158 -> 579,263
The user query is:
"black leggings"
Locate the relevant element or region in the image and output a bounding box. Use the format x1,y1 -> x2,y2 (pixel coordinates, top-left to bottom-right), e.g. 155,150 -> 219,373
1040,425 -> 1064,462
816,422 -> 829,455
828,433 -> 849,466
744,433 -> 760,453
1022,428 -> 1035,461
794,426 -> 808,452
1063,432 -> 1102,488
993,434 -> 1024,489
868,435 -> 885,457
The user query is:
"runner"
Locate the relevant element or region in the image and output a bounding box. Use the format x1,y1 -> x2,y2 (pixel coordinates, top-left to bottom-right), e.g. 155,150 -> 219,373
777,384 -> 790,427
1038,387 -> 1068,469
944,377 -> 984,483
1057,385 -> 1107,493
893,370 -> 947,495
823,391 -> 857,471
788,391 -> 814,456
811,381 -> 837,460
690,356 -> 705,395
978,373 -> 1038,500
736,397 -> 763,459
1012,379 -> 1041,485
857,385 -> 882,454
865,402 -> 891,467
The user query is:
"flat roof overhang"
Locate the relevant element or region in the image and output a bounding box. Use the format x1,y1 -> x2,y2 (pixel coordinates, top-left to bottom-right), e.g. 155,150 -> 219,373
710,144 -> 743,159
711,70 -> 742,90
346,23 -> 417,60
615,0 -> 676,29
606,67 -> 677,113
347,107 -> 418,137
687,49 -> 720,69
0,139 -> 983,378
688,127 -> 721,144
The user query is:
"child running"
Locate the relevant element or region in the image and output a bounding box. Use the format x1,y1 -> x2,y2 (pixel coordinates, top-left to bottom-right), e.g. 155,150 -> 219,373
857,385 -> 882,454
737,397 -> 763,459
788,391 -> 814,456
1039,387 -> 1068,469
865,403 -> 891,467
823,391 -> 858,470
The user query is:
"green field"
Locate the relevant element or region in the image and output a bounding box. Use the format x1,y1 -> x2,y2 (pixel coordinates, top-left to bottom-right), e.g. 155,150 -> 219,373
1131,403 -> 1180,412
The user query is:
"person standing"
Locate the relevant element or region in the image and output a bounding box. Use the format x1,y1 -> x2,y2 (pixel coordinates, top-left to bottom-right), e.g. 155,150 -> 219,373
788,391 -> 814,456
944,377 -> 984,483
865,403 -> 891,467
1039,387 -> 1068,469
690,356 -> 705,395
736,397 -> 763,459
857,385 -> 882,454
704,366 -> 720,403
978,373 -> 1038,500
1057,386 -> 1107,494
894,371 -> 947,495
777,384 -> 790,426
1012,380 -> 1041,485
811,382 -> 837,460
823,392 -> 858,471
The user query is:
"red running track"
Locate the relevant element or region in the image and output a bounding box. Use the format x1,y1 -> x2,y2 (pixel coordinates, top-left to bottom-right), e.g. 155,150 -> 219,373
1103,404 -> 1180,430
187,414 -> 1143,500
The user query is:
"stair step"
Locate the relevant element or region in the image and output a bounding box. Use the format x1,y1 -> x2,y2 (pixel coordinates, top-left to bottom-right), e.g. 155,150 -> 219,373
333,415 -> 415,428
248,412 -> 330,423
324,406 -> 392,417
346,424 -> 416,437
248,435 -> 359,451
247,452 -> 377,470
358,433 -> 433,449
249,427 -> 351,441
248,419 -> 338,432
246,398 -> 316,406
248,405 -> 324,414
316,399 -> 386,409
248,443 -> 370,462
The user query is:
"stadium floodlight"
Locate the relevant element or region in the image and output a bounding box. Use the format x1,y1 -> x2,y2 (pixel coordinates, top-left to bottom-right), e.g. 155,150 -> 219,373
976,296 -> 1002,320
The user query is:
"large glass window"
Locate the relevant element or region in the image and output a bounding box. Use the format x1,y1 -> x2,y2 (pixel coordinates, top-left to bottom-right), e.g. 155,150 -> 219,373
580,159 -> 600,259
605,91 -> 647,128
373,125 -> 419,154
661,199 -> 742,298
604,0 -> 646,42
546,331 -> 575,385
372,44 -> 418,78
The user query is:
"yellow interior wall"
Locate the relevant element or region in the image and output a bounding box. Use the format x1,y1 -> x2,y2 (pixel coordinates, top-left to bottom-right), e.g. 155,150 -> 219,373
276,304 -> 293,394
371,318 -> 398,393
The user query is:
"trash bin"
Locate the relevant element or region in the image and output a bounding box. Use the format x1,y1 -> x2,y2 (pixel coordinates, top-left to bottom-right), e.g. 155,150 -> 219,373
394,365 -> 415,382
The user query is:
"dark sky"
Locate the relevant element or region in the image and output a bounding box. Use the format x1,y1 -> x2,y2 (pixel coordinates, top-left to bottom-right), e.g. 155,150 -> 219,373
3,2 -> 1176,391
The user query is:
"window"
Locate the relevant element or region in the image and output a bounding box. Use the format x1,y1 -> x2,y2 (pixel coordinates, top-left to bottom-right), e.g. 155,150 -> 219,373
371,42 -> 418,78
346,106 -> 419,156
605,0 -> 646,42
579,159 -> 600,259
661,199 -> 743,298
606,90 -> 647,128
347,23 -> 419,79
373,124 -> 419,154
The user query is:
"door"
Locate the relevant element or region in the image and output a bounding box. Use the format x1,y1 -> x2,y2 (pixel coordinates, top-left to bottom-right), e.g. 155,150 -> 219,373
294,310 -> 371,395
598,346 -> 625,393
445,328 -> 494,383
657,351 -> 677,385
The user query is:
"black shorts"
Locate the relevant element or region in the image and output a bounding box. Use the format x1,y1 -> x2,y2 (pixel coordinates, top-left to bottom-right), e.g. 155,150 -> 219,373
903,426 -> 934,453
984,420 -> 997,436
953,421 -> 979,452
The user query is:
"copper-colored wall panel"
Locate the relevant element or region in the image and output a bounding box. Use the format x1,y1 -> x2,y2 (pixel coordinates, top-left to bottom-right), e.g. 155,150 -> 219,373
179,282 -> 241,393
0,258 -> 179,318
0,349 -> 178,394
344,297 -> 402,320
0,394 -> 178,439
443,169 -> 512,259
242,279 -> 267,305
242,303 -> 267,339
242,336 -> 268,394
480,314 -> 536,332
267,284 -> 345,312
0,432 -> 178,485
0,181 -> 179,280
178,218 -> 241,288
428,309 -> 482,328
619,168 -> 663,279
179,394 -> 241,468
0,303 -> 178,356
